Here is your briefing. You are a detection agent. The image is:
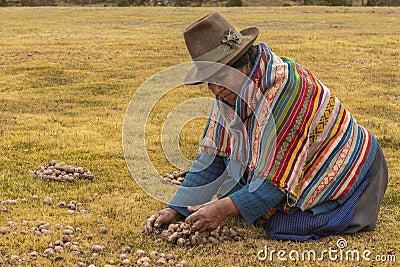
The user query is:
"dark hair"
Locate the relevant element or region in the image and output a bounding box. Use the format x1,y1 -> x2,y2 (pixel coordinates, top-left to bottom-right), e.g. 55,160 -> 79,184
231,44 -> 258,69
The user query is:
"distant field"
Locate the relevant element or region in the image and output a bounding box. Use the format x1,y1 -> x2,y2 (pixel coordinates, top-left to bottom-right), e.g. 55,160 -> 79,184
0,6 -> 399,266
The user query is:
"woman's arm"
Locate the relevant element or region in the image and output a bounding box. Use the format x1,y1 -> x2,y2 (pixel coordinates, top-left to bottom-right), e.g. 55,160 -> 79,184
229,177 -> 285,226
184,177 -> 285,232
167,151 -> 228,217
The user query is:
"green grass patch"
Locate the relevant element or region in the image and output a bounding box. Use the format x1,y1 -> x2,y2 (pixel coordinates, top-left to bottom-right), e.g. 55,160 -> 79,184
0,6 -> 399,266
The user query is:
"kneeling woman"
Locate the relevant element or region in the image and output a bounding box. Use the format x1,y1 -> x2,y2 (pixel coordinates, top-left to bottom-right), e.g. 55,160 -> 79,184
145,12 -> 388,242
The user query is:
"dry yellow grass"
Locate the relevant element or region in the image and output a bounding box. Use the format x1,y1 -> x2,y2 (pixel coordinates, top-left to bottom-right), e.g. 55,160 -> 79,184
0,6 -> 399,266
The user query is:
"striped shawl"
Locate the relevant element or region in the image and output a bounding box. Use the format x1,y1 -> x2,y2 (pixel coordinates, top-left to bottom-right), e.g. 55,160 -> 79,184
199,43 -> 375,211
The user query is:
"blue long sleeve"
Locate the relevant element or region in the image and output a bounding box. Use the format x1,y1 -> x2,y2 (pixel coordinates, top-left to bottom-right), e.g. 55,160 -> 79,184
167,152 -> 227,217
229,176 -> 285,227
167,153 -> 285,226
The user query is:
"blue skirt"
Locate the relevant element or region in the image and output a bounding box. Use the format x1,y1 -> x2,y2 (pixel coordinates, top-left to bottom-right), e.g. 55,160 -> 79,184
263,171 -> 371,242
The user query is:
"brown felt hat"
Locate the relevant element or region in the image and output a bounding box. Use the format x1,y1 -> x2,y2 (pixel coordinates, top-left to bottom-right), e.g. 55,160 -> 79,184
184,12 -> 259,84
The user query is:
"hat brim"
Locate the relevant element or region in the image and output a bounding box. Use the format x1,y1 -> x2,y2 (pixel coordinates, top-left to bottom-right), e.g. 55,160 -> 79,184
184,27 -> 259,85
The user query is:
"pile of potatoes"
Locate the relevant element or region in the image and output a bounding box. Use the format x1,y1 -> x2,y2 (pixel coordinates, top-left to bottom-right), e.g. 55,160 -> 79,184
31,160 -> 93,182
158,221 -> 241,246
162,170 -> 188,186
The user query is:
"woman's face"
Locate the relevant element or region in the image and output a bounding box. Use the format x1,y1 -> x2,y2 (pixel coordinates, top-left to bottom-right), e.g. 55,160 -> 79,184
207,63 -> 252,106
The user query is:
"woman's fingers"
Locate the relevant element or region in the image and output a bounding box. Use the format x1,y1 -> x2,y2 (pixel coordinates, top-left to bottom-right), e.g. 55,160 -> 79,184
146,205 -> 223,235
144,214 -> 158,233
185,209 -> 199,224
192,220 -> 208,233
154,212 -> 170,227
145,208 -> 181,233
187,205 -> 201,212
185,209 -> 209,232
186,213 -> 205,232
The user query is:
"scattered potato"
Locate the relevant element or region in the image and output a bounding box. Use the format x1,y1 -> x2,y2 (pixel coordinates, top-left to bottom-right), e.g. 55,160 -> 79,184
10,255 -> 19,262
131,250 -> 187,267
43,196 -> 53,205
122,258 -> 132,266
6,221 -> 17,229
100,226 -> 108,234
120,245 -> 132,253
135,249 -> 145,257
42,248 -> 55,257
91,245 -> 105,253
29,251 -> 38,259
149,250 -> 159,258
0,171 -> 192,266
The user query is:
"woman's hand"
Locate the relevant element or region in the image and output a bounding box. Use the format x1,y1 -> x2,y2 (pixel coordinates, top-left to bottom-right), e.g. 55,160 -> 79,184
144,208 -> 183,233
185,197 -> 239,233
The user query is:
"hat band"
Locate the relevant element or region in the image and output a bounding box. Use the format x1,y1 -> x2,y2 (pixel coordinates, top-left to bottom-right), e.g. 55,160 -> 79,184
193,28 -> 243,63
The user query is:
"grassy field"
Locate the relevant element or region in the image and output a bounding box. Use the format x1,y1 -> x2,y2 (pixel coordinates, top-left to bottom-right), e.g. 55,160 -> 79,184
0,6 -> 399,267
